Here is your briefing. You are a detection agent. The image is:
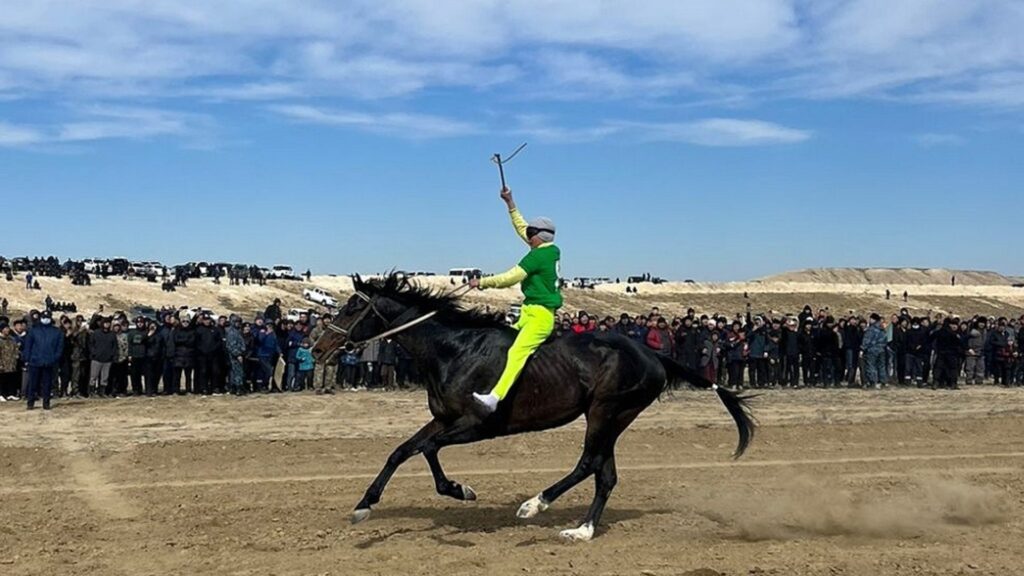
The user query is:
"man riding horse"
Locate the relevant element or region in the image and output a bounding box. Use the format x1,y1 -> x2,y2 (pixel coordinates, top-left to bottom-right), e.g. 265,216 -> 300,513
310,188 -> 755,541
470,186 -> 560,413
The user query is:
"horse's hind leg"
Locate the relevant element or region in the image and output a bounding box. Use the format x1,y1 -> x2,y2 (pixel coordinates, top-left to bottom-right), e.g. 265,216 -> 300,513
559,450 -> 616,542
351,419 -> 444,524
516,448 -> 599,519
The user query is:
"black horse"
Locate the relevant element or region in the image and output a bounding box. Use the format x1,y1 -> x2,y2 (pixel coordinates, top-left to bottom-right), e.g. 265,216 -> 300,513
312,274 -> 754,541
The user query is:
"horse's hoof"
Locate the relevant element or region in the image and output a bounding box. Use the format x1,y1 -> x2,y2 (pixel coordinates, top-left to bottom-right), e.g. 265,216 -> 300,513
351,508 -> 372,524
559,522 -> 594,542
461,485 -> 477,501
517,494 -> 549,519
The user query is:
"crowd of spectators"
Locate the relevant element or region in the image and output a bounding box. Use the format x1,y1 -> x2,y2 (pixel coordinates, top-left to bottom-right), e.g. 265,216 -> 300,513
558,304 -> 1024,390
0,297 -> 416,409
3,294 -> 1023,410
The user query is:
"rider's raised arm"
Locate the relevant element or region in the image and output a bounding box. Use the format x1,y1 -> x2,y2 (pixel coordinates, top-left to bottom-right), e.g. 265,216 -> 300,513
500,187 -> 530,245
509,208 -> 530,244
479,265 -> 527,289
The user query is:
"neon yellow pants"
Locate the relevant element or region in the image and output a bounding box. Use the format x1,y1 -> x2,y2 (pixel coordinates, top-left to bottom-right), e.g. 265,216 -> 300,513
490,304 -> 556,400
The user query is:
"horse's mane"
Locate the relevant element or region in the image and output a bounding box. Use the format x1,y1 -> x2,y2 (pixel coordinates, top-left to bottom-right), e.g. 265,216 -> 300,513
353,273 -> 507,330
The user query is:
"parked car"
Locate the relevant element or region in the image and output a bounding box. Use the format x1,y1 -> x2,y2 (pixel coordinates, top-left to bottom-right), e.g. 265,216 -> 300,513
285,308 -> 313,322
303,287 -> 338,308
268,265 -> 296,280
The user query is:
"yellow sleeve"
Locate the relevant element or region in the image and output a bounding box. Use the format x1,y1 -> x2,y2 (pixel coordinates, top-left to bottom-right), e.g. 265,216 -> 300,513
479,265 -> 528,289
509,208 -> 529,244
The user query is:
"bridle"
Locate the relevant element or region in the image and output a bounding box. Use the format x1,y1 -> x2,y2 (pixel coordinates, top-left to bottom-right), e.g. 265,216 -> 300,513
323,283 -> 473,348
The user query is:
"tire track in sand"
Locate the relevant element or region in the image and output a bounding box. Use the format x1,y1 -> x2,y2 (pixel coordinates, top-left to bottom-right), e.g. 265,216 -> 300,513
5,449 -> 1023,496
50,415 -> 140,520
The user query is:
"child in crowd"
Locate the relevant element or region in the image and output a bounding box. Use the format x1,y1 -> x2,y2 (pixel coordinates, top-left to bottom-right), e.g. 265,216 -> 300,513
295,338 -> 315,392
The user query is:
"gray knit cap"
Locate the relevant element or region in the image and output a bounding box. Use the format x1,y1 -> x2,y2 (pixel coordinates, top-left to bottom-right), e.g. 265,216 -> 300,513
527,216 -> 556,243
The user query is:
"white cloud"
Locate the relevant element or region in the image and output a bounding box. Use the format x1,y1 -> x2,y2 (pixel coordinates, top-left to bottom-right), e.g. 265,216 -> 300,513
0,121 -> 46,147
630,118 -> 811,146
57,106 -> 195,142
0,106 -> 208,148
269,104 -> 480,138
913,133 -> 966,147
0,0 -> 1021,151
514,116 -> 810,146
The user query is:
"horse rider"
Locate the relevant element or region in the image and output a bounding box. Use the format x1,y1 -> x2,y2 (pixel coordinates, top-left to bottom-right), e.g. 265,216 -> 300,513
470,187 -> 562,413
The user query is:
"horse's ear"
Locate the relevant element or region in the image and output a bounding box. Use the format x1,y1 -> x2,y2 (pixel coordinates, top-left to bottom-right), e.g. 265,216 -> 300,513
352,274 -> 363,291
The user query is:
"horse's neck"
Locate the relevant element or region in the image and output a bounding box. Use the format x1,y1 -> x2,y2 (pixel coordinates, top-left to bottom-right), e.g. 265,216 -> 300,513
392,319 -> 485,383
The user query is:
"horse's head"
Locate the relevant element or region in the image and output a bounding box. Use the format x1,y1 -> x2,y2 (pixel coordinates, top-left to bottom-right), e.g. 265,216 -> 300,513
311,275 -> 408,363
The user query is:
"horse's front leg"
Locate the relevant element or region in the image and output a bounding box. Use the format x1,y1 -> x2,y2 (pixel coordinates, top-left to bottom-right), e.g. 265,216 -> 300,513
351,419 -> 444,524
423,448 -> 477,501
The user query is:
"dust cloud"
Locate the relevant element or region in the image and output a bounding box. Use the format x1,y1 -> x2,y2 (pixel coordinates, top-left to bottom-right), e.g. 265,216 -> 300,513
701,475 -> 1012,541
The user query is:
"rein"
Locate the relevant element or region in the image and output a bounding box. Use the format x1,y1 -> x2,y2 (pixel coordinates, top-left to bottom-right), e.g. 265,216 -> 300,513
328,282 -> 475,346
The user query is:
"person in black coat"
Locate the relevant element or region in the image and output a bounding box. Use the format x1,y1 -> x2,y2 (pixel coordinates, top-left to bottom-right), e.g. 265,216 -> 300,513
781,319 -> 800,387
904,320 -> 930,386
815,319 -> 840,387
891,317 -> 908,385
932,319 -> 965,389
797,322 -> 817,386
193,315 -> 223,395
264,299 -> 282,323
144,320 -> 164,396
168,317 -> 196,394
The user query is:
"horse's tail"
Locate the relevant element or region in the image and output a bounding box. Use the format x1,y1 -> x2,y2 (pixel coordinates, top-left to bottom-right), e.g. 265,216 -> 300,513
657,355 -> 756,459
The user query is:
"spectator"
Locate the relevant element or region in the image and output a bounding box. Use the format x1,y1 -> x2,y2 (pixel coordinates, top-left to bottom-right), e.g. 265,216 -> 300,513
194,314 -> 222,395
645,317 -> 674,357
0,321 -> 20,400
256,324 -> 281,392
816,319 -> 841,387
69,316 -> 89,397
264,298 -> 282,324
988,318 -> 1013,386
111,321 -> 130,396
798,321 -> 816,386
724,320 -> 747,388
746,314 -> 768,388
168,315 -> 197,395
839,317 -> 859,385
861,314 -> 888,388
963,319 -> 987,385
379,337 -> 398,390
338,342 -> 360,390
88,318 -> 117,397
360,339 -> 381,389
295,337 -> 315,392
127,317 -> 149,396
225,316 -> 246,395
22,310 -> 64,410
933,318 -> 965,389
781,318 -> 800,387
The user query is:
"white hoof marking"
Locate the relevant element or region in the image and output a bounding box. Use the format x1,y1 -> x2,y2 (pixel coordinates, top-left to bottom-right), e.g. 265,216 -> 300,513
559,522 -> 594,542
516,494 -> 549,519
351,508 -> 372,524
462,485 -> 477,501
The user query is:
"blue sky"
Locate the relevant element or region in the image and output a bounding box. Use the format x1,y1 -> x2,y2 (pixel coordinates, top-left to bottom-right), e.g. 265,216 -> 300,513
1,0 -> 1023,280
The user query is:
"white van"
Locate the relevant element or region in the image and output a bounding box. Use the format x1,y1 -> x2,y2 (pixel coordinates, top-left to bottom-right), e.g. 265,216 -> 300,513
448,267 -> 482,278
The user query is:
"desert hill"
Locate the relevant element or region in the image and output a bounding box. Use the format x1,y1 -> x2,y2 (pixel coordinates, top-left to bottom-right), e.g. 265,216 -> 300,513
4,268 -> 1024,321
759,268 -> 1020,286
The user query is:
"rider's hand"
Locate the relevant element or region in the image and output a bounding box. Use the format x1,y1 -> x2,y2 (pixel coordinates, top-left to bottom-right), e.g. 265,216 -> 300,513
500,187 -> 514,206
469,277 -> 481,289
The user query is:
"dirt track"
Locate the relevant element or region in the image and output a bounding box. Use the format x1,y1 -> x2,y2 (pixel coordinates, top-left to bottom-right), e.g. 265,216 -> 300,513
2,388 -> 1023,576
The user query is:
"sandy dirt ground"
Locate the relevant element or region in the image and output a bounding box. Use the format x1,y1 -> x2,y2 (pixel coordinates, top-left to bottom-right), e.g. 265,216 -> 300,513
2,387 -> 1023,576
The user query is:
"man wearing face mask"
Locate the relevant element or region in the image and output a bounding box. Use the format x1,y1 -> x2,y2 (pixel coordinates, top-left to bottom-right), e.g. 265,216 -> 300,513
469,186 -> 562,413
22,310 -> 64,410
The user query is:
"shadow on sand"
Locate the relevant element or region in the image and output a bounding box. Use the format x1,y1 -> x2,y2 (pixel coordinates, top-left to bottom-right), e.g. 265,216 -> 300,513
353,501 -> 671,549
